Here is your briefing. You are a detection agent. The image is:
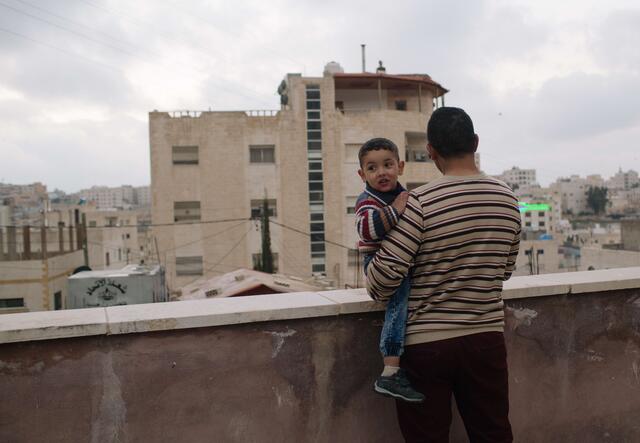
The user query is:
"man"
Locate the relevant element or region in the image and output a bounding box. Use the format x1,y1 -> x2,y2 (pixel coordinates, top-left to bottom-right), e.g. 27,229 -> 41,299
366,107 -> 521,442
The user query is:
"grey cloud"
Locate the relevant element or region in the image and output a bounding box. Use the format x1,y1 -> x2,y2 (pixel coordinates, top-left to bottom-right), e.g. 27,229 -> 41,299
592,9 -> 640,72
530,72 -> 640,140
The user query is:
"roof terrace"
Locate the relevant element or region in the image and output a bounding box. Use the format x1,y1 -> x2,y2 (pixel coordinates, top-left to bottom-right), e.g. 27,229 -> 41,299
1,268 -> 639,442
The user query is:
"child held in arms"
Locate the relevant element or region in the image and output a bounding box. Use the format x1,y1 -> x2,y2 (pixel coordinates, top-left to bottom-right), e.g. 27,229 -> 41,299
354,138 -> 424,403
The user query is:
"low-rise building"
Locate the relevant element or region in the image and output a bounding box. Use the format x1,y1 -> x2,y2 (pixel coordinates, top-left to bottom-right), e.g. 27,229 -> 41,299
0,225 -> 85,313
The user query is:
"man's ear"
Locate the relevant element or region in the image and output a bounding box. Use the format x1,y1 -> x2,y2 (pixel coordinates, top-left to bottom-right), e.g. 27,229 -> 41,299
427,143 -> 437,161
472,134 -> 479,152
398,160 -> 405,175
358,168 -> 366,182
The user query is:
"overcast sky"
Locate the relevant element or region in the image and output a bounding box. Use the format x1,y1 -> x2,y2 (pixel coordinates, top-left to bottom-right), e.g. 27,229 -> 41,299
1,0 -> 639,191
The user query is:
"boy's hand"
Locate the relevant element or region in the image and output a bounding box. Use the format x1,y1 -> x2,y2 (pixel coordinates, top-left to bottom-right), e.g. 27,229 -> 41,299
391,191 -> 409,214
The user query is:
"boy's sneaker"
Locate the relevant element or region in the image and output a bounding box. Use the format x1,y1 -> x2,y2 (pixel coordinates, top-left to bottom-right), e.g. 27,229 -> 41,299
374,369 -> 425,403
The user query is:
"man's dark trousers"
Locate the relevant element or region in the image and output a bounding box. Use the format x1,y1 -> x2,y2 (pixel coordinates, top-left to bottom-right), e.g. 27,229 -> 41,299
396,332 -> 513,442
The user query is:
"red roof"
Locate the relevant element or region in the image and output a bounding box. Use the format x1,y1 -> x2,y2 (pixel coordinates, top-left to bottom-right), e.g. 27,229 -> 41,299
333,72 -> 448,96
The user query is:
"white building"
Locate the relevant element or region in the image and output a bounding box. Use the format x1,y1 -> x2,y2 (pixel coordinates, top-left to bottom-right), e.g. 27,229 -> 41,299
549,174 -> 605,215
495,167 -> 537,190
607,168 -> 639,191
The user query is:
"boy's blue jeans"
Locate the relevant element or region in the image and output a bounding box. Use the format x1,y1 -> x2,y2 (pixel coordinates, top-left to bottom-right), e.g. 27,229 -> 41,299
364,254 -> 410,357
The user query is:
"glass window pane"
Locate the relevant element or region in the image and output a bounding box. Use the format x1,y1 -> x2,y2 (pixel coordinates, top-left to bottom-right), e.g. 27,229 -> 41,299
306,101 -> 320,110
309,162 -> 322,170
309,172 -> 323,181
307,121 -> 321,130
307,111 -> 321,120
308,182 -> 323,191
306,90 -> 321,99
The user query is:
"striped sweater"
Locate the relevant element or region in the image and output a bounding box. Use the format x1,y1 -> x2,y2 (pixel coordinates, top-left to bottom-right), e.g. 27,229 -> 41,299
355,183 -> 406,254
366,174 -> 521,345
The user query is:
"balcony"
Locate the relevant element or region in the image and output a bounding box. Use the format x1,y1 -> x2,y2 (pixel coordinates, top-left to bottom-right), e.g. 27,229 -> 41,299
1,268 -> 640,442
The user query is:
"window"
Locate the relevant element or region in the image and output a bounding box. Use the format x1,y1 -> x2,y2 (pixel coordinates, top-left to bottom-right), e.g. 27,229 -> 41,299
525,212 -> 531,217
525,222 -> 531,227
252,253 -> 279,272
539,221 -> 546,227
309,192 -> 324,202
249,145 -> 275,163
348,249 -> 360,267
176,256 -> 203,276
346,196 -> 357,214
312,264 -> 326,273
106,252 -> 110,266
311,243 -> 325,252
250,199 -> 277,218
172,145 -> 199,165
395,100 -> 407,111
174,201 -> 201,223
307,111 -> 321,119
307,121 -> 321,130
308,141 -> 322,151
306,90 -> 320,100
539,211 -> 545,216
310,213 -> 324,221
54,291 -> 62,310
118,248 -> 122,261
89,221 -> 97,227
0,298 -> 24,308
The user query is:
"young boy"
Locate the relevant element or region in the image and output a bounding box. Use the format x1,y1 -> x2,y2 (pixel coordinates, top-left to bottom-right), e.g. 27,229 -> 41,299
355,137 -> 425,403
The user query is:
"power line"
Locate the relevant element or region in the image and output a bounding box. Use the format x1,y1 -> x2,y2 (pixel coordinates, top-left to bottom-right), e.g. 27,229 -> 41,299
0,2 -> 274,107
180,225 -> 253,287
0,26 -> 120,73
269,219 -> 354,250
0,217 -> 251,229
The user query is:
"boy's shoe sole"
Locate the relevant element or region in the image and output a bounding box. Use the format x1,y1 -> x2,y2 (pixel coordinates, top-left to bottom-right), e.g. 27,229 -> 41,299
373,382 -> 425,403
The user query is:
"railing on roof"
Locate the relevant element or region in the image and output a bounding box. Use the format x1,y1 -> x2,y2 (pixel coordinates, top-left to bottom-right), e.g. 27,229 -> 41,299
169,110 -> 203,118
244,110 -> 279,117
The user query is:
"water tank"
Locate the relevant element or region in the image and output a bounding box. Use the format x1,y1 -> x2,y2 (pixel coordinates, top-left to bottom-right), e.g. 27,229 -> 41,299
324,61 -> 344,75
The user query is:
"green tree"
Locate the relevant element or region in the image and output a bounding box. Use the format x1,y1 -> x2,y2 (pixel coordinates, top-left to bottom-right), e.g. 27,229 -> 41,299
254,197 -> 274,273
586,186 -> 609,215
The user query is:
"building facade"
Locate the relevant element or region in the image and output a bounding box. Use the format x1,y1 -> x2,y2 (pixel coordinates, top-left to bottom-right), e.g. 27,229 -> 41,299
150,63 -> 447,290
495,166 -> 537,190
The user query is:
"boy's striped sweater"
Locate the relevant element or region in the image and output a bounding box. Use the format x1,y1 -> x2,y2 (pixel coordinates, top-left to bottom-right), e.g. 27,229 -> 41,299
355,183 -> 406,254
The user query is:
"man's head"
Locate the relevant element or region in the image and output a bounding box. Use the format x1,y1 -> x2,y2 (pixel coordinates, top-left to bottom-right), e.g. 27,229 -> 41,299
427,107 -> 478,167
357,138 -> 404,192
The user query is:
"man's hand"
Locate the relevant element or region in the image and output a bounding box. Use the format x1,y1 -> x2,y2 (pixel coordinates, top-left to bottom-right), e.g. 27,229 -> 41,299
391,191 -> 409,215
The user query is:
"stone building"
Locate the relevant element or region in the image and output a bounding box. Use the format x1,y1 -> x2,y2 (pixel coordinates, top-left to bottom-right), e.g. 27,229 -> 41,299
149,63 -> 447,290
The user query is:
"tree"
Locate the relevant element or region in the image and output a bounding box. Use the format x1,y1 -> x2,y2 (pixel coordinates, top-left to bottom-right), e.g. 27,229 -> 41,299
254,196 -> 274,273
586,186 -> 609,215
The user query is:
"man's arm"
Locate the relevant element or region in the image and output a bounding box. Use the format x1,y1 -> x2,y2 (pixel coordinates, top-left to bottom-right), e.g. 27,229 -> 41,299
503,228 -> 521,281
366,192 -> 423,301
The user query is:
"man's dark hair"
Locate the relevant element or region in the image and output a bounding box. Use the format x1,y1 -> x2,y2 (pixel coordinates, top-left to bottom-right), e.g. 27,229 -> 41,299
427,107 -> 476,158
358,138 -> 399,166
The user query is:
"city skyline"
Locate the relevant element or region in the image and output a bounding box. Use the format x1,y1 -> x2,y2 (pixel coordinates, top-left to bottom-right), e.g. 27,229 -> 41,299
1,0 -> 639,191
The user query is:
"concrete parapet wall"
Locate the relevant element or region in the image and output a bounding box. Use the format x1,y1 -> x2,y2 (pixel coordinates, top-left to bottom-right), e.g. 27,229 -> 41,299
1,268 -> 640,442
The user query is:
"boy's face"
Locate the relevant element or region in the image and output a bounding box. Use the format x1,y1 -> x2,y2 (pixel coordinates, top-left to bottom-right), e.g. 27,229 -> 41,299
358,149 -> 405,193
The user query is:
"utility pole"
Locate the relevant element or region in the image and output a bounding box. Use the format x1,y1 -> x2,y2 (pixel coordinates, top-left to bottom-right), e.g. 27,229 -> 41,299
258,197 -> 274,274
81,213 -> 89,267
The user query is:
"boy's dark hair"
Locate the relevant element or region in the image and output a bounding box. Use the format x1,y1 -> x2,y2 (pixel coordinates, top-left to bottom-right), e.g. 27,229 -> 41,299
427,107 -> 476,158
358,138 -> 399,166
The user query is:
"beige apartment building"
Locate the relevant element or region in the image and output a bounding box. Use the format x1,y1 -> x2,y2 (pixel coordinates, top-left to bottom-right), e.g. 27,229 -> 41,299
150,63 -> 447,290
